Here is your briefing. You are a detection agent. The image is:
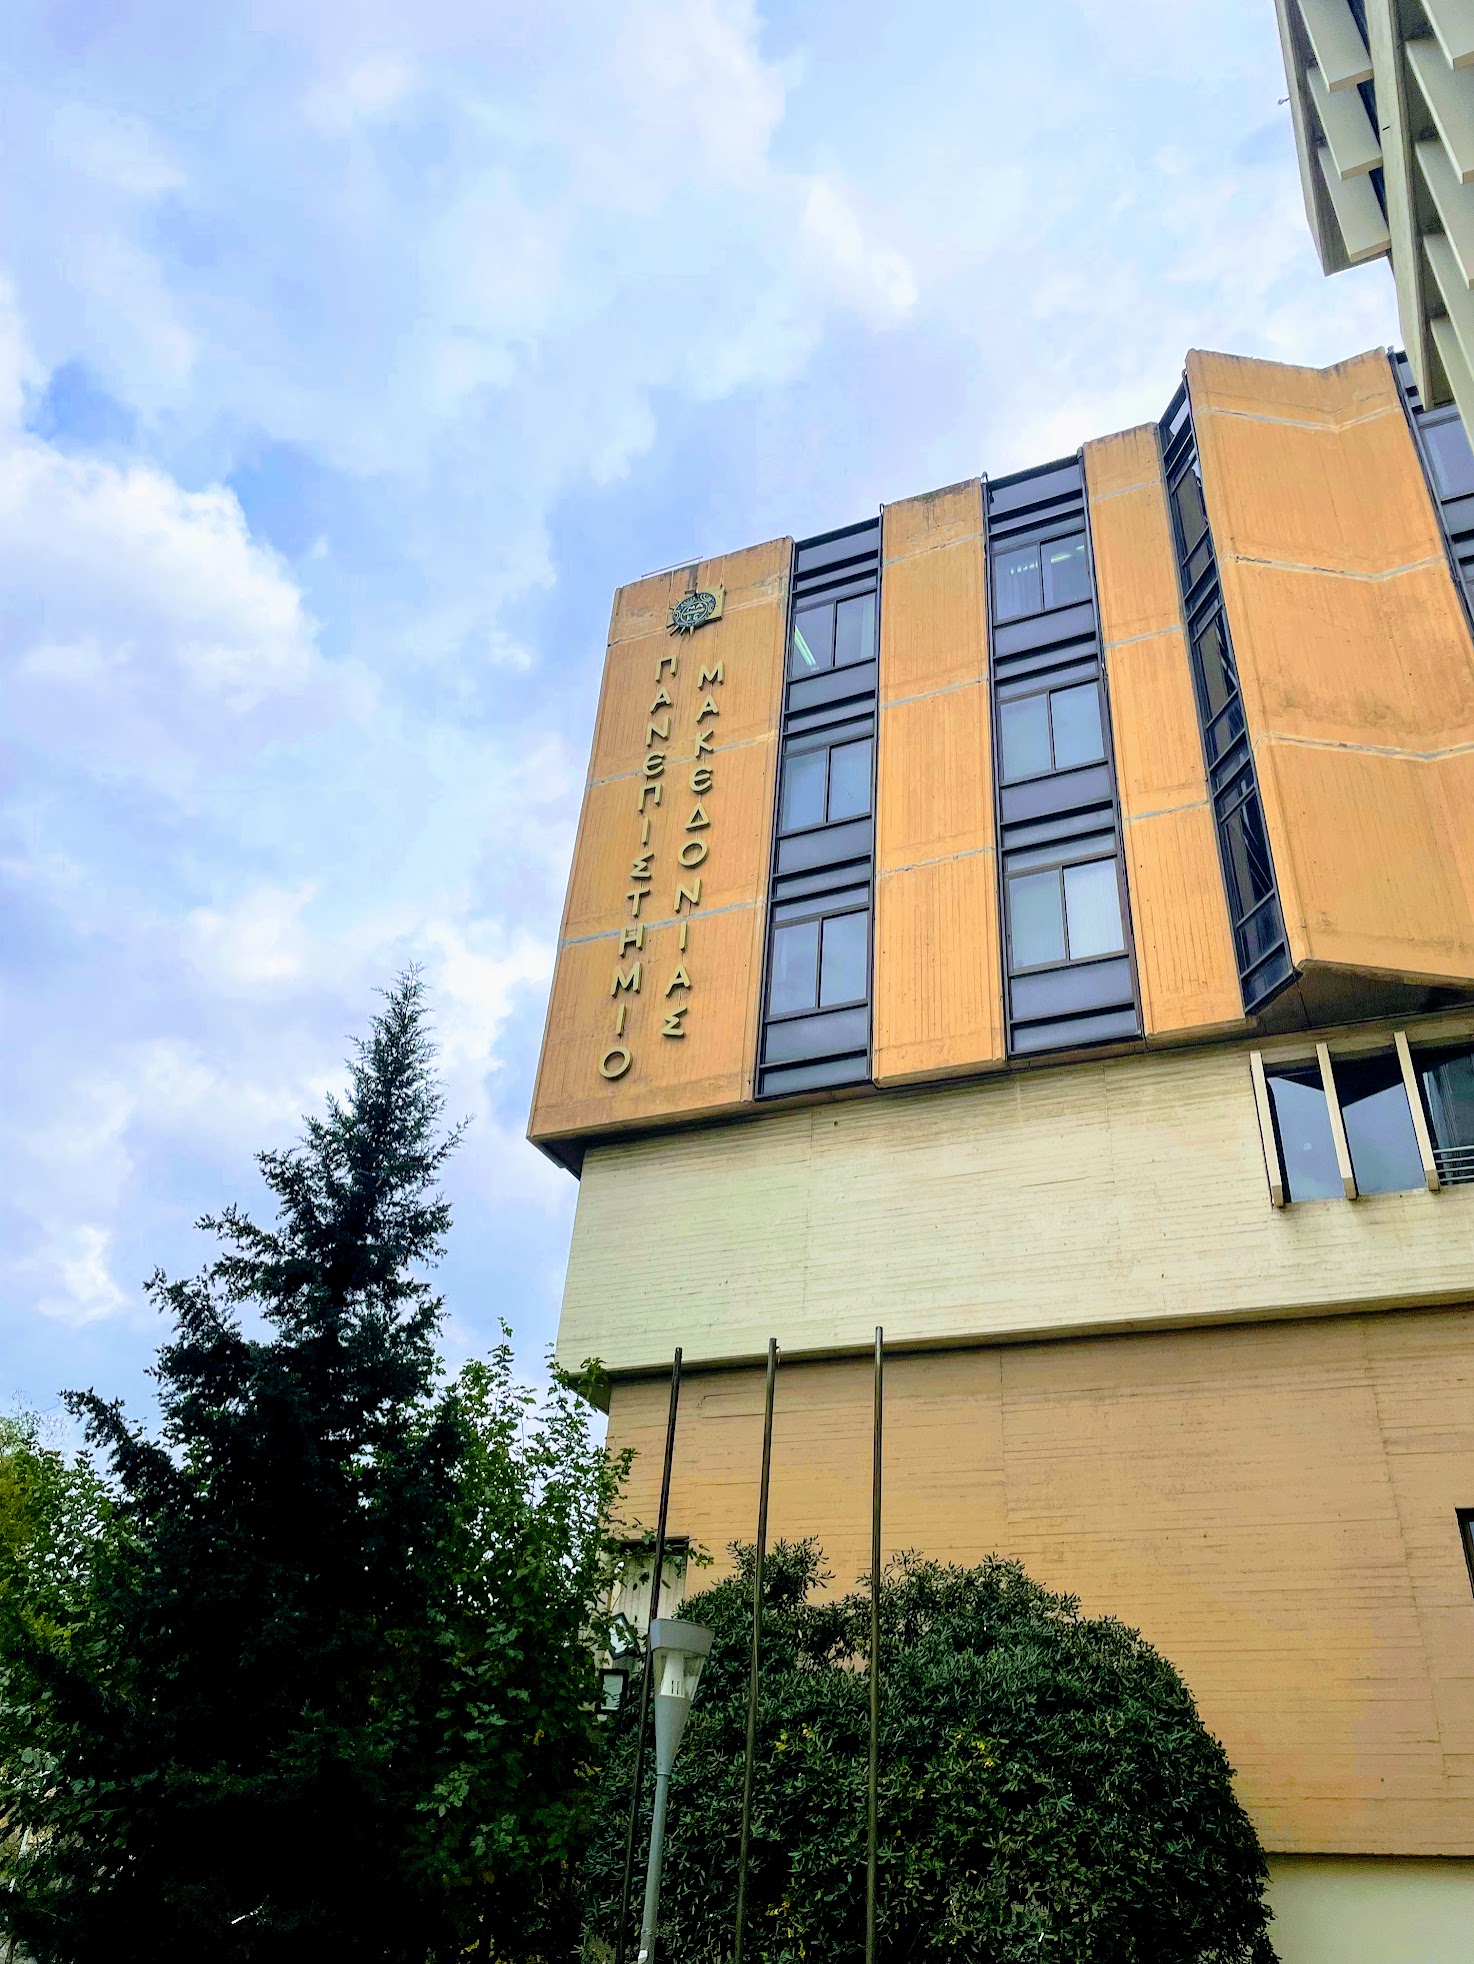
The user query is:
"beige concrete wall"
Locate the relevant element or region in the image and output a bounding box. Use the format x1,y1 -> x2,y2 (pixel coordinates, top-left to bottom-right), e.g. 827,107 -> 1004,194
1266,1857 -> 1474,1961
606,1312 -> 1474,1858
557,1009 -> 1474,1377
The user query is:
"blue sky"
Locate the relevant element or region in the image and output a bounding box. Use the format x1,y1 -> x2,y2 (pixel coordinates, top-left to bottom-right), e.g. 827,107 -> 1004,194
1,0 -> 1397,1427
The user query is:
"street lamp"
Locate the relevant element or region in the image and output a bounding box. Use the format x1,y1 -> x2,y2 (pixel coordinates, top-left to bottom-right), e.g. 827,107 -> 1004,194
636,1617 -> 714,1964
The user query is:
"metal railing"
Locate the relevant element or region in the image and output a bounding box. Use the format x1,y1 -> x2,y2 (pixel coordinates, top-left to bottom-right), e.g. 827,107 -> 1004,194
1433,1143 -> 1474,1186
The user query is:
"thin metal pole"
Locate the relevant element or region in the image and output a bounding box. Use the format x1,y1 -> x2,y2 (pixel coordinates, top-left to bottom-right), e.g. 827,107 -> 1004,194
733,1338 -> 779,1964
614,1348 -> 683,1964
866,1327 -> 883,1964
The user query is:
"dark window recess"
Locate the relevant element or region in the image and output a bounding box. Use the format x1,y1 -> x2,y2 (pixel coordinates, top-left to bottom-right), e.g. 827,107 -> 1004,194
1459,1508 -> 1474,1601
1265,1065 -> 1342,1202
1395,352 -> 1474,620
1332,1052 -> 1424,1195
759,518 -> 879,1098
1414,1041 -> 1474,1185
1159,382 -> 1293,1013
986,458 -> 1140,1057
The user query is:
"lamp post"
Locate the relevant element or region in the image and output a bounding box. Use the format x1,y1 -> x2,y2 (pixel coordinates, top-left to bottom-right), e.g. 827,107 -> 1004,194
636,1618 -> 714,1964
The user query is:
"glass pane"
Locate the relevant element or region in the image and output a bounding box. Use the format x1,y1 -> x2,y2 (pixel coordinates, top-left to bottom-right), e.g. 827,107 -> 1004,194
769,919 -> 819,1015
1007,869 -> 1066,968
1172,463 -> 1209,558
999,695 -> 1052,782
818,911 -> 868,1007
790,604 -> 834,676
779,748 -> 826,832
1266,1066 -> 1342,1202
1042,534 -> 1090,609
1334,1053 -> 1423,1196
834,591 -> 876,667
1423,412 -> 1474,500
1418,1045 -> 1474,1171
1221,792 -> 1276,920
1063,858 -> 1125,959
1193,613 -> 1237,724
1049,683 -> 1105,771
826,738 -> 872,822
993,543 -> 1043,622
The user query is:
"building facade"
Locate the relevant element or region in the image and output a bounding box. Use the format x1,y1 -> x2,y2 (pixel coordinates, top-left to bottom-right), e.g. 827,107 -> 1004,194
529,347 -> 1474,1962
1274,0 -> 1474,451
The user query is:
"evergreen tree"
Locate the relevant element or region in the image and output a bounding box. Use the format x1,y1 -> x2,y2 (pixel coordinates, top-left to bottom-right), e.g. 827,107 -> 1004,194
0,975 -> 625,1963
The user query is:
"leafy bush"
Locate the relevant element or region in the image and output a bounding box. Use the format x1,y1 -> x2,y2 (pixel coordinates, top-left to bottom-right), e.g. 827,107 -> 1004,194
585,1541 -> 1277,1964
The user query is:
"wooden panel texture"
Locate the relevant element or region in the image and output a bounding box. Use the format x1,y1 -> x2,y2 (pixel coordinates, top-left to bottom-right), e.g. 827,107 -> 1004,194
606,1309 -> 1474,1857
558,1009 -> 1474,1376
1084,426 -> 1246,1039
1190,347 -> 1474,990
528,539 -> 788,1145
873,481 -> 1004,1083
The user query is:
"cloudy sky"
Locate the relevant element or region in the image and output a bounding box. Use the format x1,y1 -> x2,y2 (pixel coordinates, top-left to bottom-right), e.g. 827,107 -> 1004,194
1,0 -> 1397,1426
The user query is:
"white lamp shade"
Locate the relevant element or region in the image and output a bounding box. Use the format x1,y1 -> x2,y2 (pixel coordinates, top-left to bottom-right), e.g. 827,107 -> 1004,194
648,1618 -> 714,1773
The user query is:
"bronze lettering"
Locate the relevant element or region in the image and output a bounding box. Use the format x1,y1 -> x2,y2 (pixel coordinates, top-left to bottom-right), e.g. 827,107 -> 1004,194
638,782 -> 663,811
678,921 -> 689,953
686,802 -> 710,830
690,766 -> 714,794
664,964 -> 692,995
698,662 -> 725,687
630,853 -> 654,880
661,1009 -> 687,1039
649,686 -> 673,710
619,925 -> 646,954
674,879 -> 702,913
694,729 -> 714,756
640,814 -> 651,846
678,838 -> 708,868
615,1002 -> 627,1037
646,716 -> 671,744
611,961 -> 643,996
657,653 -> 679,678
643,752 -> 666,778
696,695 -> 720,721
599,1044 -> 633,1079
626,888 -> 649,918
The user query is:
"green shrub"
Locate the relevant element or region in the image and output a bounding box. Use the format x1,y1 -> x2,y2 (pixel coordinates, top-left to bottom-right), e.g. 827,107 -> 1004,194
585,1541 -> 1277,1964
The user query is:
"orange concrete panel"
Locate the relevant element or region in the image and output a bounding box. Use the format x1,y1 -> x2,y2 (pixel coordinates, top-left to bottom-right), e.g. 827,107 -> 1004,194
1256,742 -> 1474,985
1187,345 -> 1397,427
530,538 -> 788,1146
873,849 -> 1003,1084
1122,807 -> 1245,1038
1084,429 -> 1245,1041
530,902 -> 766,1144
872,481 -> 1002,1083
875,682 -> 991,871
879,481 -> 985,701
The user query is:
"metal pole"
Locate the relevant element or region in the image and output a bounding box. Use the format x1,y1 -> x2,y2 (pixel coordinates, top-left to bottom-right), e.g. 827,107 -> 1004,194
733,1338 -> 779,1964
614,1348 -> 683,1964
638,1767 -> 673,1964
866,1326 -> 883,1964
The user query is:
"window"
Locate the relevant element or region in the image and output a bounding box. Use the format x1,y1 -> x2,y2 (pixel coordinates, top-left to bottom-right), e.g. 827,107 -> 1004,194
1006,858 -> 1124,970
768,909 -> 869,1015
1333,1052 -> 1424,1195
789,592 -> 876,677
1191,613 -> 1245,758
1220,782 -> 1277,924
1265,1066 -> 1342,1202
1170,461 -> 1209,561
1416,1042 -> 1474,1184
1423,411 -> 1474,502
992,530 -> 1091,623
999,682 -> 1105,783
1459,1509 -> 1474,1601
779,737 -> 872,832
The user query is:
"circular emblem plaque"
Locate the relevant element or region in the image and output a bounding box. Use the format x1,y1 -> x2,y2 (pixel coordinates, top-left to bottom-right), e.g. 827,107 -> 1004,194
668,589 -> 719,635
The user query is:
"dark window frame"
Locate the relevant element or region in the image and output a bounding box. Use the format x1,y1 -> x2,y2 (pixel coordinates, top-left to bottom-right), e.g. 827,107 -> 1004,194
764,899 -> 872,1022
1004,851 -> 1129,976
997,678 -> 1107,785
1458,1508 -> 1474,1601
991,524 -> 1092,625
777,730 -> 874,836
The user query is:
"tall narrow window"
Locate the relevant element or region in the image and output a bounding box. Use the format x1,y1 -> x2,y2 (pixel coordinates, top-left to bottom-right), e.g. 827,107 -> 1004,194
1333,1053 -> 1423,1195
1415,1042 -> 1474,1185
1265,1066 -> 1342,1202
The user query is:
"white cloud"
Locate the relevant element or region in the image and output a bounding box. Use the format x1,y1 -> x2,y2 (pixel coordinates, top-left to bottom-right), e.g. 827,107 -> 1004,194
190,883 -> 318,989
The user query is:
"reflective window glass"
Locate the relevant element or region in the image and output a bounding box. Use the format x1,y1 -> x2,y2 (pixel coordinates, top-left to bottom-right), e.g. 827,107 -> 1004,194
1172,463 -> 1209,558
780,749 -> 826,832
1424,412 -> 1474,501
1008,869 -> 1066,968
834,592 -> 876,667
1333,1052 -> 1423,1195
790,604 -> 834,676
819,911 -> 868,1007
1063,859 -> 1125,959
769,919 -> 819,1015
994,543 -> 1043,622
1418,1044 -> 1474,1183
1050,683 -> 1105,771
1221,790 -> 1276,920
826,738 -> 872,822
1000,695 -> 1052,781
1266,1066 -> 1342,1202
1193,614 -> 1237,725
1043,534 -> 1090,609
